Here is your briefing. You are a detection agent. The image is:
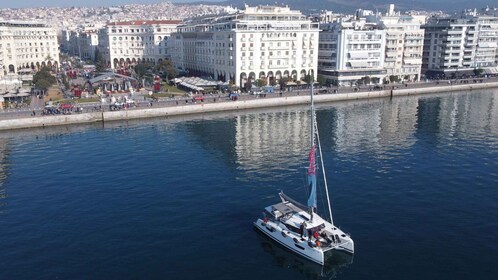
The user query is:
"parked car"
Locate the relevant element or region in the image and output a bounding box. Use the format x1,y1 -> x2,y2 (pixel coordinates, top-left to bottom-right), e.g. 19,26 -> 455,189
194,95 -> 205,102
59,103 -> 74,110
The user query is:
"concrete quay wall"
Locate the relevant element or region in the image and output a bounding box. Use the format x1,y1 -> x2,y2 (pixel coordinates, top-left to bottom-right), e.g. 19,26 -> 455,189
1,81 -> 497,131
0,112 -> 103,131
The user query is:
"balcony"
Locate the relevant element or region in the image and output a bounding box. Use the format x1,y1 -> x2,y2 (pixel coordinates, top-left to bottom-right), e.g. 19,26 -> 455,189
478,42 -> 498,48
445,29 -> 463,35
403,58 -> 422,65
268,45 -> 289,50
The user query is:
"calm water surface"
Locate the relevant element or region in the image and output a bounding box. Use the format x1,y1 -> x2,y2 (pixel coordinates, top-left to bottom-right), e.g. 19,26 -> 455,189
0,90 -> 497,279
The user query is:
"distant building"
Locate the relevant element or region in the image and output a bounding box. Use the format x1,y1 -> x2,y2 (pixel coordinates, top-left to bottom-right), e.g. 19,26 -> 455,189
318,17 -> 386,87
169,5 -> 319,87
0,21 -> 59,78
421,9 -> 498,77
368,4 -> 426,82
63,29 -> 99,62
98,20 -> 182,69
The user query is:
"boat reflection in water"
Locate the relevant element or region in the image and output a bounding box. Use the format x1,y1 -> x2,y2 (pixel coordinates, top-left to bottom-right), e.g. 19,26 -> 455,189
255,230 -> 353,279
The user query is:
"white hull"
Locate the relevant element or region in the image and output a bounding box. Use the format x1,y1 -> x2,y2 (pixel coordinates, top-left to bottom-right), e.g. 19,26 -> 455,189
254,216 -> 354,265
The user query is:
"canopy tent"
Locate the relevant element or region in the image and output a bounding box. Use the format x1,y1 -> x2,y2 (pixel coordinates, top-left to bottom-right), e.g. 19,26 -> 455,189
89,72 -> 137,84
179,82 -> 204,91
2,93 -> 16,98
175,76 -> 219,87
484,67 -> 498,74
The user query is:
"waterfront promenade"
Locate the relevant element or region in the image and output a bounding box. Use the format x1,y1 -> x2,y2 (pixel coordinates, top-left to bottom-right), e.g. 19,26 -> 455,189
1,77 -> 498,131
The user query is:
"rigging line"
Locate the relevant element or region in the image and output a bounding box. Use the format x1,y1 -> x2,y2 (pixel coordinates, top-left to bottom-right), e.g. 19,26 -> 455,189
315,119 -> 334,225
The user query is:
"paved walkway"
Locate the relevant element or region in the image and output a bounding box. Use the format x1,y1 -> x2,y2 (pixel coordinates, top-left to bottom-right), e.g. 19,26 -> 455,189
1,76 -> 498,120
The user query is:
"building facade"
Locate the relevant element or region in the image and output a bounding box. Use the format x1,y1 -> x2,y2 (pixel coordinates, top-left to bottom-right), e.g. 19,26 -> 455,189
370,5 -> 425,82
169,5 -> 319,87
0,21 -> 59,78
318,18 -> 386,87
98,20 -> 181,69
64,29 -> 99,62
422,10 -> 498,77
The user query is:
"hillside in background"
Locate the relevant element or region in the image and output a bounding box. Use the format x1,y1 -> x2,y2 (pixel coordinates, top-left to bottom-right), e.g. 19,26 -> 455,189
214,0 -> 493,13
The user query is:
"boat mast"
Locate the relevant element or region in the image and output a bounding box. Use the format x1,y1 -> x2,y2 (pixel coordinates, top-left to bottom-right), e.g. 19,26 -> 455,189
308,81 -> 316,220
310,81 -> 315,149
310,81 -> 334,225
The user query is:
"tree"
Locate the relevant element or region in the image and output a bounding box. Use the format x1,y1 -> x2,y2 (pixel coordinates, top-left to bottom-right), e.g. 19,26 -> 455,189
33,67 -> 56,90
360,76 -> 371,85
303,74 -> 312,84
270,78 -> 277,86
155,59 -> 178,80
389,75 -> 399,83
243,80 -> 252,92
255,78 -> 267,87
94,48 -> 106,73
317,75 -> 326,86
134,63 -> 148,78
279,77 -> 291,90
473,68 -> 484,77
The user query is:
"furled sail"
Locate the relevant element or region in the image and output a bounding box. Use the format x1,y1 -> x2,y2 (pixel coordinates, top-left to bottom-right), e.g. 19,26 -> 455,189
307,145 -> 317,210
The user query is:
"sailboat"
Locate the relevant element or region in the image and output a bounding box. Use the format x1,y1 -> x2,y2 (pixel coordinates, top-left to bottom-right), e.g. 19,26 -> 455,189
253,84 -> 354,265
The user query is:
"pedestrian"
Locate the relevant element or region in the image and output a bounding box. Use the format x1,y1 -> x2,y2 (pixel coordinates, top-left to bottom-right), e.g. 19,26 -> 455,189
32,110 -> 36,116
300,221 -> 306,238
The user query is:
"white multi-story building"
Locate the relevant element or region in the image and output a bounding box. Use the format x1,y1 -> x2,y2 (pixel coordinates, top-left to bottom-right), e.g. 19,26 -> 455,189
98,20 -> 181,69
169,5 -> 319,87
368,4 -> 426,82
65,30 -> 99,61
318,17 -> 386,86
421,9 -> 498,77
0,21 -> 59,78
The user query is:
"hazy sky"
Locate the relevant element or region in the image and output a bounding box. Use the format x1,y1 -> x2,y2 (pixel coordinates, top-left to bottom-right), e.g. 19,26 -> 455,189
0,0 -> 223,9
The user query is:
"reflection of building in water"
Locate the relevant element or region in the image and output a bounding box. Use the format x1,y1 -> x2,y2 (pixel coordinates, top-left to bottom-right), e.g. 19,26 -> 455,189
334,102 -> 381,154
436,91 -> 498,138
0,138 -> 8,210
334,97 -> 419,155
378,97 -> 418,148
234,111 -> 311,168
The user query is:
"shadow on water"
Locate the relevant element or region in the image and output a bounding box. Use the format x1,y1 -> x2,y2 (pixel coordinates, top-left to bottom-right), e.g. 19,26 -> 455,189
254,229 -> 353,279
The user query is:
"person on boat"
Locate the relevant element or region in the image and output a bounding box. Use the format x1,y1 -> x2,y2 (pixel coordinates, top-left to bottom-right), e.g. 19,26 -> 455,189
313,230 -> 320,240
300,221 -> 306,238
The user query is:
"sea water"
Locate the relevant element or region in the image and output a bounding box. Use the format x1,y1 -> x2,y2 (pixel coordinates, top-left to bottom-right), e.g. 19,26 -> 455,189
0,89 -> 497,279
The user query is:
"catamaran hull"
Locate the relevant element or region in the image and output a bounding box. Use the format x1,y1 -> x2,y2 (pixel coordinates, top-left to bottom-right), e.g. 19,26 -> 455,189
254,219 -> 325,265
